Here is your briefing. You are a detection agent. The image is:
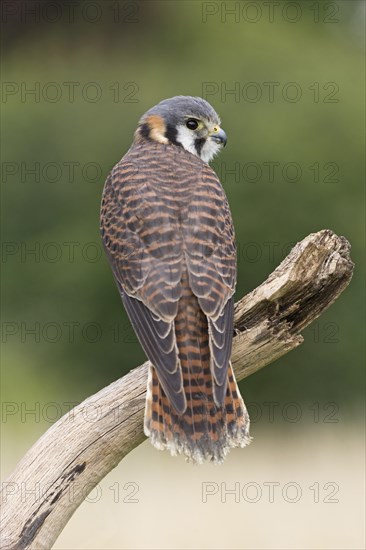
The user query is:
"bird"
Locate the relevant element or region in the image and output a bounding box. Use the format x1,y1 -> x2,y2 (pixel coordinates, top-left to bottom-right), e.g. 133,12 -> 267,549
100,96 -> 251,463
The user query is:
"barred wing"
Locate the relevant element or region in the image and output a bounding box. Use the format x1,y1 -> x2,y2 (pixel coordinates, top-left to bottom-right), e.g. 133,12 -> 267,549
184,163 -> 237,405
100,143 -> 237,411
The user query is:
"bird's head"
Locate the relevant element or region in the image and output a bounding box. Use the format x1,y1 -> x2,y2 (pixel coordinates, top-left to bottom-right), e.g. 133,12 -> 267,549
135,95 -> 227,163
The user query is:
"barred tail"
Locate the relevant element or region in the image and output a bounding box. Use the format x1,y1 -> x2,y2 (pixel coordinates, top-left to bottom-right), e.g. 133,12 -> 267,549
144,362 -> 251,464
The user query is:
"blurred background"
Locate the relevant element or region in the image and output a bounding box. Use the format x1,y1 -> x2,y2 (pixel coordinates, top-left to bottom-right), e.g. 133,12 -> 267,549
1,1 -> 365,548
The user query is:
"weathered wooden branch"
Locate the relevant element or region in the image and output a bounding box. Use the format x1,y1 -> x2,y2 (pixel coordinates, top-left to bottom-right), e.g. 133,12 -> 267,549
0,230 -> 353,550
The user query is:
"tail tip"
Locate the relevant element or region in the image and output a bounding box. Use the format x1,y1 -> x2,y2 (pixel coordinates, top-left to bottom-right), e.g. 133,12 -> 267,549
145,422 -> 252,465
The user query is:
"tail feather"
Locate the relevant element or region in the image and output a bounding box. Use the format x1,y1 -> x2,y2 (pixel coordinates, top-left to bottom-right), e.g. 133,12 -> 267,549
144,362 -> 251,464
144,271 -> 251,464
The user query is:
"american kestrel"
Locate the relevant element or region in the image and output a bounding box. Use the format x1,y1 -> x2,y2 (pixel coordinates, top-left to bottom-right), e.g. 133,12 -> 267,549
100,96 -> 251,463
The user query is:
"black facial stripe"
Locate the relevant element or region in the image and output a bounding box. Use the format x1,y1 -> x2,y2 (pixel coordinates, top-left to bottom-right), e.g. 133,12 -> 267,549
139,123 -> 151,140
165,123 -> 181,146
194,137 -> 206,156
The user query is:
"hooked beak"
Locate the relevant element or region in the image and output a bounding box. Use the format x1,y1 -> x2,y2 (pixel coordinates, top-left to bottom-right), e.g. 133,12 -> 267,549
210,127 -> 227,147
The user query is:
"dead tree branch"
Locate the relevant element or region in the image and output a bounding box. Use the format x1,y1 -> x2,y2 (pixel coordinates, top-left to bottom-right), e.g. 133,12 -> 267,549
0,230 -> 354,550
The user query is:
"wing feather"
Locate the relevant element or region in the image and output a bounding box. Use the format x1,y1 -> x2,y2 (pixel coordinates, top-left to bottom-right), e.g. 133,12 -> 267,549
184,164 -> 236,405
101,143 -> 236,411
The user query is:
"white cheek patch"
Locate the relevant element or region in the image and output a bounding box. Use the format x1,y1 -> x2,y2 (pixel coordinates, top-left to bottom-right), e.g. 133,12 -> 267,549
176,126 -> 198,157
176,126 -> 222,163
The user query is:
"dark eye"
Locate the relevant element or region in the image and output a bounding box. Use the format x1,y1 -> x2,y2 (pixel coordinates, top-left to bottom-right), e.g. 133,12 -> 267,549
186,119 -> 199,130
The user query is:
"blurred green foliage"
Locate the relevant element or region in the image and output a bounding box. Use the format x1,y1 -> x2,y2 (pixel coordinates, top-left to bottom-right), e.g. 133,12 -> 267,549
1,1 -> 364,419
